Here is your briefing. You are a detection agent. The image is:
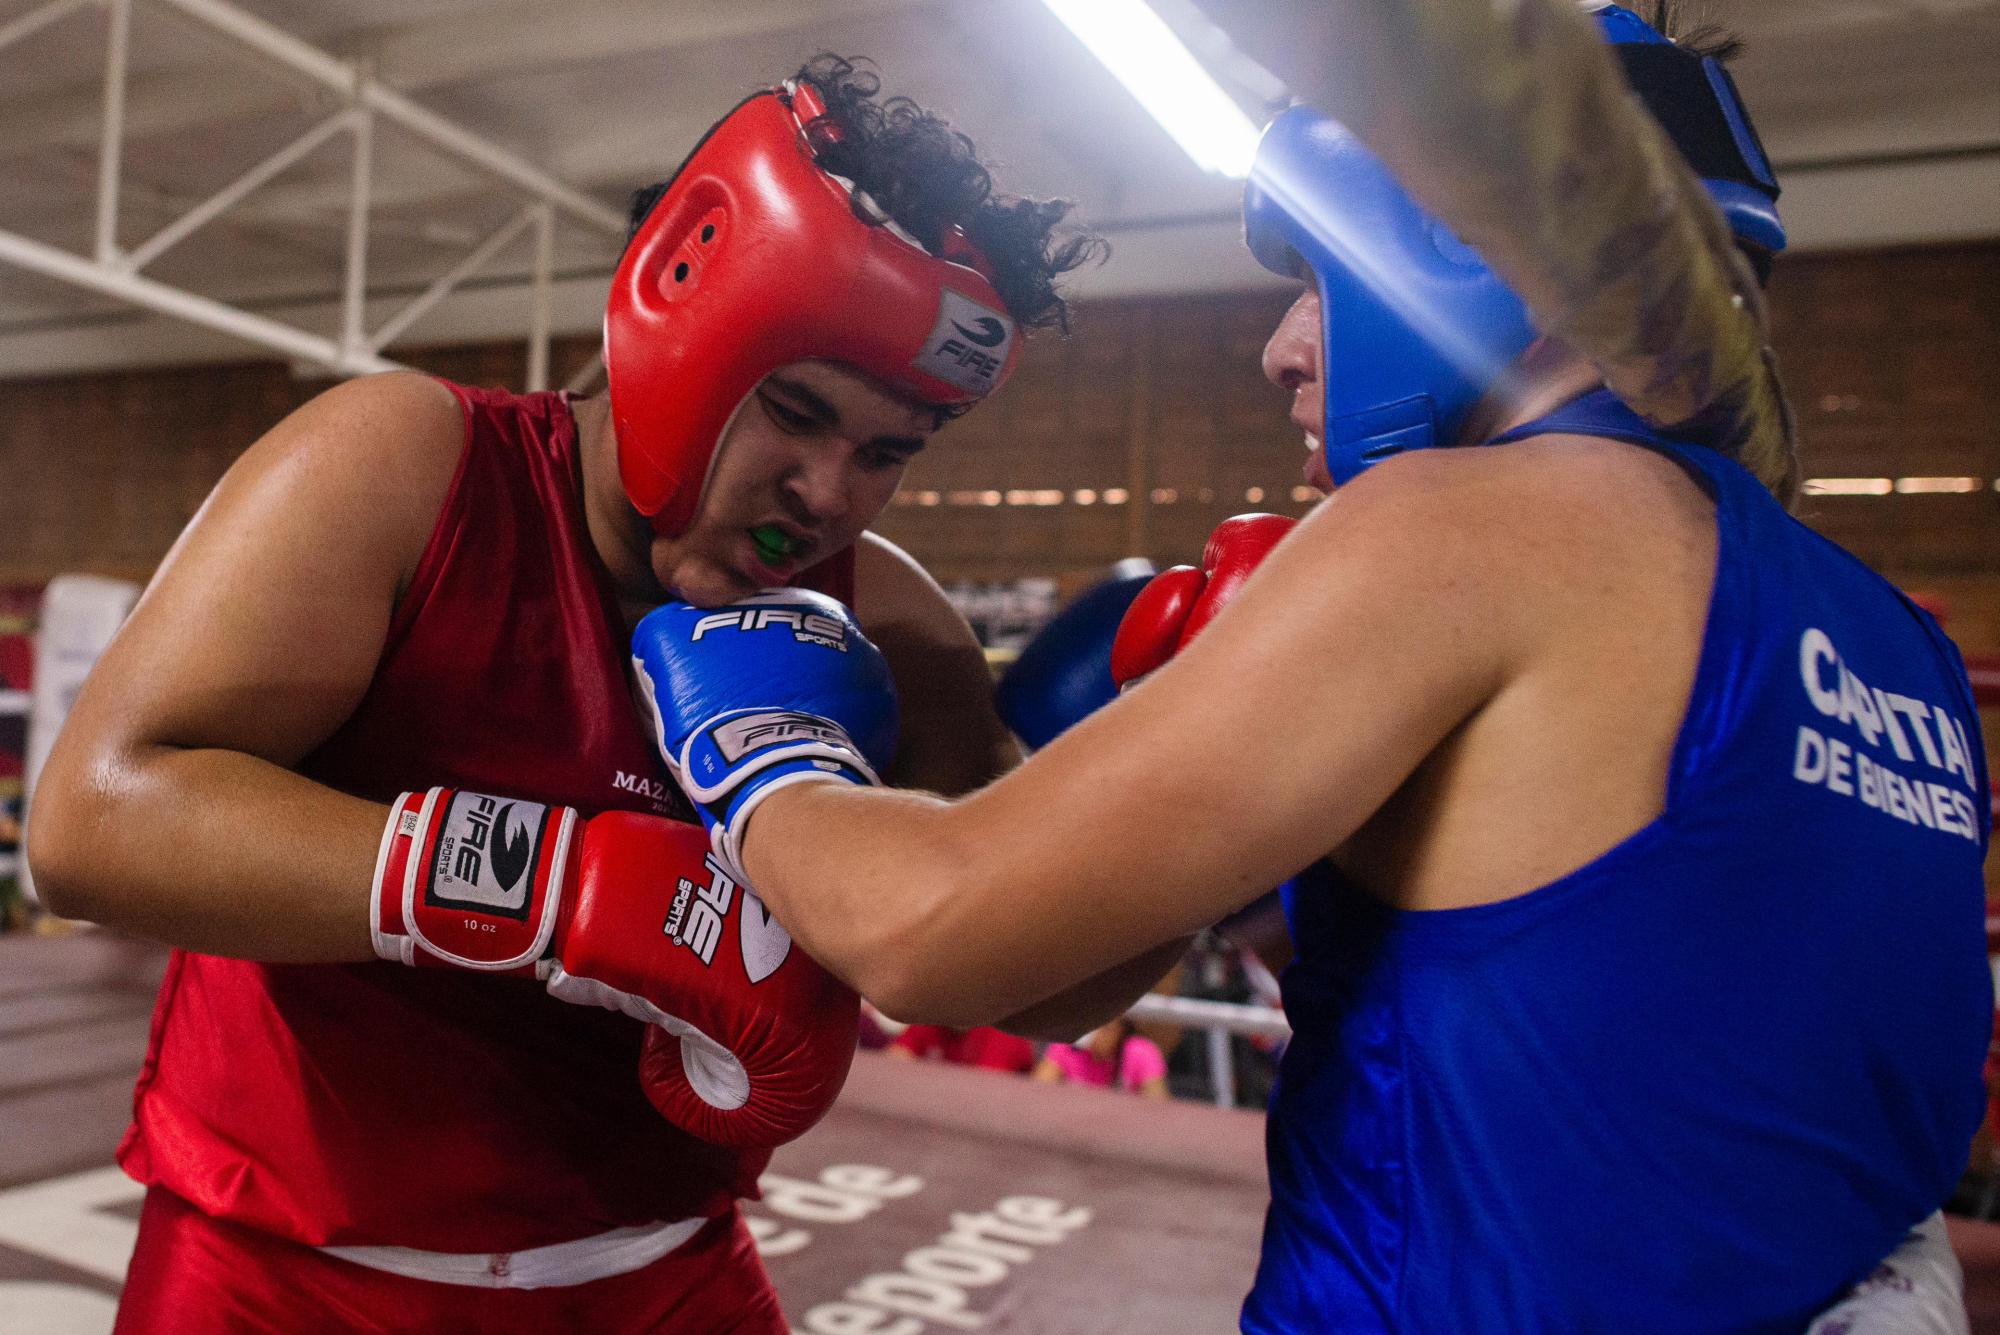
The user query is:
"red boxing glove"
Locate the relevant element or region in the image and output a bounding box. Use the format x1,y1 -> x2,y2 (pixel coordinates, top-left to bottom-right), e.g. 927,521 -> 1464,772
372,788 -> 857,1148
569,815 -> 858,1149
1110,513 -> 1296,687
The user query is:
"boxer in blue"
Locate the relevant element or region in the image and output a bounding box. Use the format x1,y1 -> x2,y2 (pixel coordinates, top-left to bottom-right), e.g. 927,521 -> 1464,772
632,5 -> 1992,1329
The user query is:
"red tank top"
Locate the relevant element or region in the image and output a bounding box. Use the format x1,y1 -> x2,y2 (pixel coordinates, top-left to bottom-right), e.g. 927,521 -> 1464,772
118,381 -> 856,1251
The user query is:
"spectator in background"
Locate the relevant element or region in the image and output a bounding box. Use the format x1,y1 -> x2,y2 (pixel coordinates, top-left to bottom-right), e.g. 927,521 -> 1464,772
1035,1018 -> 1169,1099
889,1023 -> 1038,1075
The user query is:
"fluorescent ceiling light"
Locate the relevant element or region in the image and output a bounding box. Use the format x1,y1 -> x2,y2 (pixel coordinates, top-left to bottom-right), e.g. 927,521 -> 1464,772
1801,478 -> 1893,496
1894,477 -> 1982,494
1041,0 -> 1262,177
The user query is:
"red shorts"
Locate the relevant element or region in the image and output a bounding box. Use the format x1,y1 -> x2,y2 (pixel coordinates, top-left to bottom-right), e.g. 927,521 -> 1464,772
113,1188 -> 787,1335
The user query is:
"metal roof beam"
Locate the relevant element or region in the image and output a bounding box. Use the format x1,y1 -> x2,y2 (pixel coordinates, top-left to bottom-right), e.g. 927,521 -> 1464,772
363,0 -> 914,93
0,0 -> 619,379
0,0 -> 917,164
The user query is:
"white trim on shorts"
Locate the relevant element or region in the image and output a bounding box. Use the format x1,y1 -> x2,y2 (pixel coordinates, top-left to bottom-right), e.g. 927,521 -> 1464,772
1806,1212 -> 1969,1335
320,1215 -> 709,1291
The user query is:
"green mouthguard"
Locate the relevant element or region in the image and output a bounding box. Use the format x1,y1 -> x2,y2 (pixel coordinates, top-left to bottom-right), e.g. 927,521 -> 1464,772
751,524 -> 795,563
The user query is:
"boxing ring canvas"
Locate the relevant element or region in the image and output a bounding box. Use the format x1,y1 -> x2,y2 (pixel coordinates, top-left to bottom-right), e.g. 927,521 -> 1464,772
0,934 -> 1268,1333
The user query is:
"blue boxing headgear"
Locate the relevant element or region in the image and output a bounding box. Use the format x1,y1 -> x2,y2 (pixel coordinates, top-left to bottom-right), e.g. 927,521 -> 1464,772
1243,3 -> 1787,486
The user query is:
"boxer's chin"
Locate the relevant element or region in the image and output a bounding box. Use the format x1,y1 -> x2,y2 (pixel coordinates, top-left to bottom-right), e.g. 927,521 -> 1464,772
1304,438 -> 1334,494
658,549 -> 754,609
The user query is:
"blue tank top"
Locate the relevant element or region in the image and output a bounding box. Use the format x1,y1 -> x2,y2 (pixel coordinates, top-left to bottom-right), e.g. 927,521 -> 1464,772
1244,392 -> 1992,1333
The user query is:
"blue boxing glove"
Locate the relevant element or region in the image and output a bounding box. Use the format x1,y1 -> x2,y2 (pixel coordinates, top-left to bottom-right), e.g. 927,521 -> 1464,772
632,589 -> 898,881
994,560 -> 1155,750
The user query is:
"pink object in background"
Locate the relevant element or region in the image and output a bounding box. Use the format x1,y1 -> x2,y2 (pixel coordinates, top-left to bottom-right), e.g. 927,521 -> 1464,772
1043,1035 -> 1167,1092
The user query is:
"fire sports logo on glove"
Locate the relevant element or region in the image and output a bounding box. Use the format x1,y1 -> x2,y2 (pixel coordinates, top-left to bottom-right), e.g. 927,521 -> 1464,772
664,855 -> 738,966
710,711 -> 861,766
690,606 -> 850,651
424,792 -> 544,918
661,856 -> 797,981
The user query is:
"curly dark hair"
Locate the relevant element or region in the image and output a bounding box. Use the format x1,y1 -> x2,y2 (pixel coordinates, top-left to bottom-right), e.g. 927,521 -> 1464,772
625,55 -> 1103,335
793,55 -> 1103,333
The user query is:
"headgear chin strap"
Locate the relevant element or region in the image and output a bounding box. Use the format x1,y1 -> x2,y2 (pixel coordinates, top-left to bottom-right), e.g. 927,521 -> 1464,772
1242,3 -> 1786,487
605,82 -> 1021,537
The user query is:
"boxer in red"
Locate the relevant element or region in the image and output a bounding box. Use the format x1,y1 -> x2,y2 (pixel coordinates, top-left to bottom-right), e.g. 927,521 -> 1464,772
25,57 -> 1095,1333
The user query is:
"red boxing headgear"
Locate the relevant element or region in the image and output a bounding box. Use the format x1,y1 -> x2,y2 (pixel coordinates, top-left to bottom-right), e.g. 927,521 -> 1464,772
604,82 -> 1022,537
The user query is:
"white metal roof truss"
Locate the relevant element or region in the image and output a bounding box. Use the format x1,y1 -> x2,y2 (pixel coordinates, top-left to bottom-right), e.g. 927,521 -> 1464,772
0,0 -> 624,387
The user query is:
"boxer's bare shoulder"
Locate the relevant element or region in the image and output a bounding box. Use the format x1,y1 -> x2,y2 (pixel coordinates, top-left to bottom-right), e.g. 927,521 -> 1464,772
1296,434 -> 1716,651
1321,434 -> 1720,909
218,370 -> 466,577
852,530 -> 951,625
48,372 -> 466,780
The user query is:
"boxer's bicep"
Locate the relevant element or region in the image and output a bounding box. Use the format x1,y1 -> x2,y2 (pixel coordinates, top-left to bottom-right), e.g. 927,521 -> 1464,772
68,372 -> 460,765
853,531 -> 1021,796
1008,453 -> 1520,903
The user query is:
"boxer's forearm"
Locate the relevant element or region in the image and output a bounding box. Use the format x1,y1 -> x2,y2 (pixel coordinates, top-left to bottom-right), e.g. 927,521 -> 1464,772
27,742 -> 382,961
740,777 -> 1224,1029
739,783 -> 964,1018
